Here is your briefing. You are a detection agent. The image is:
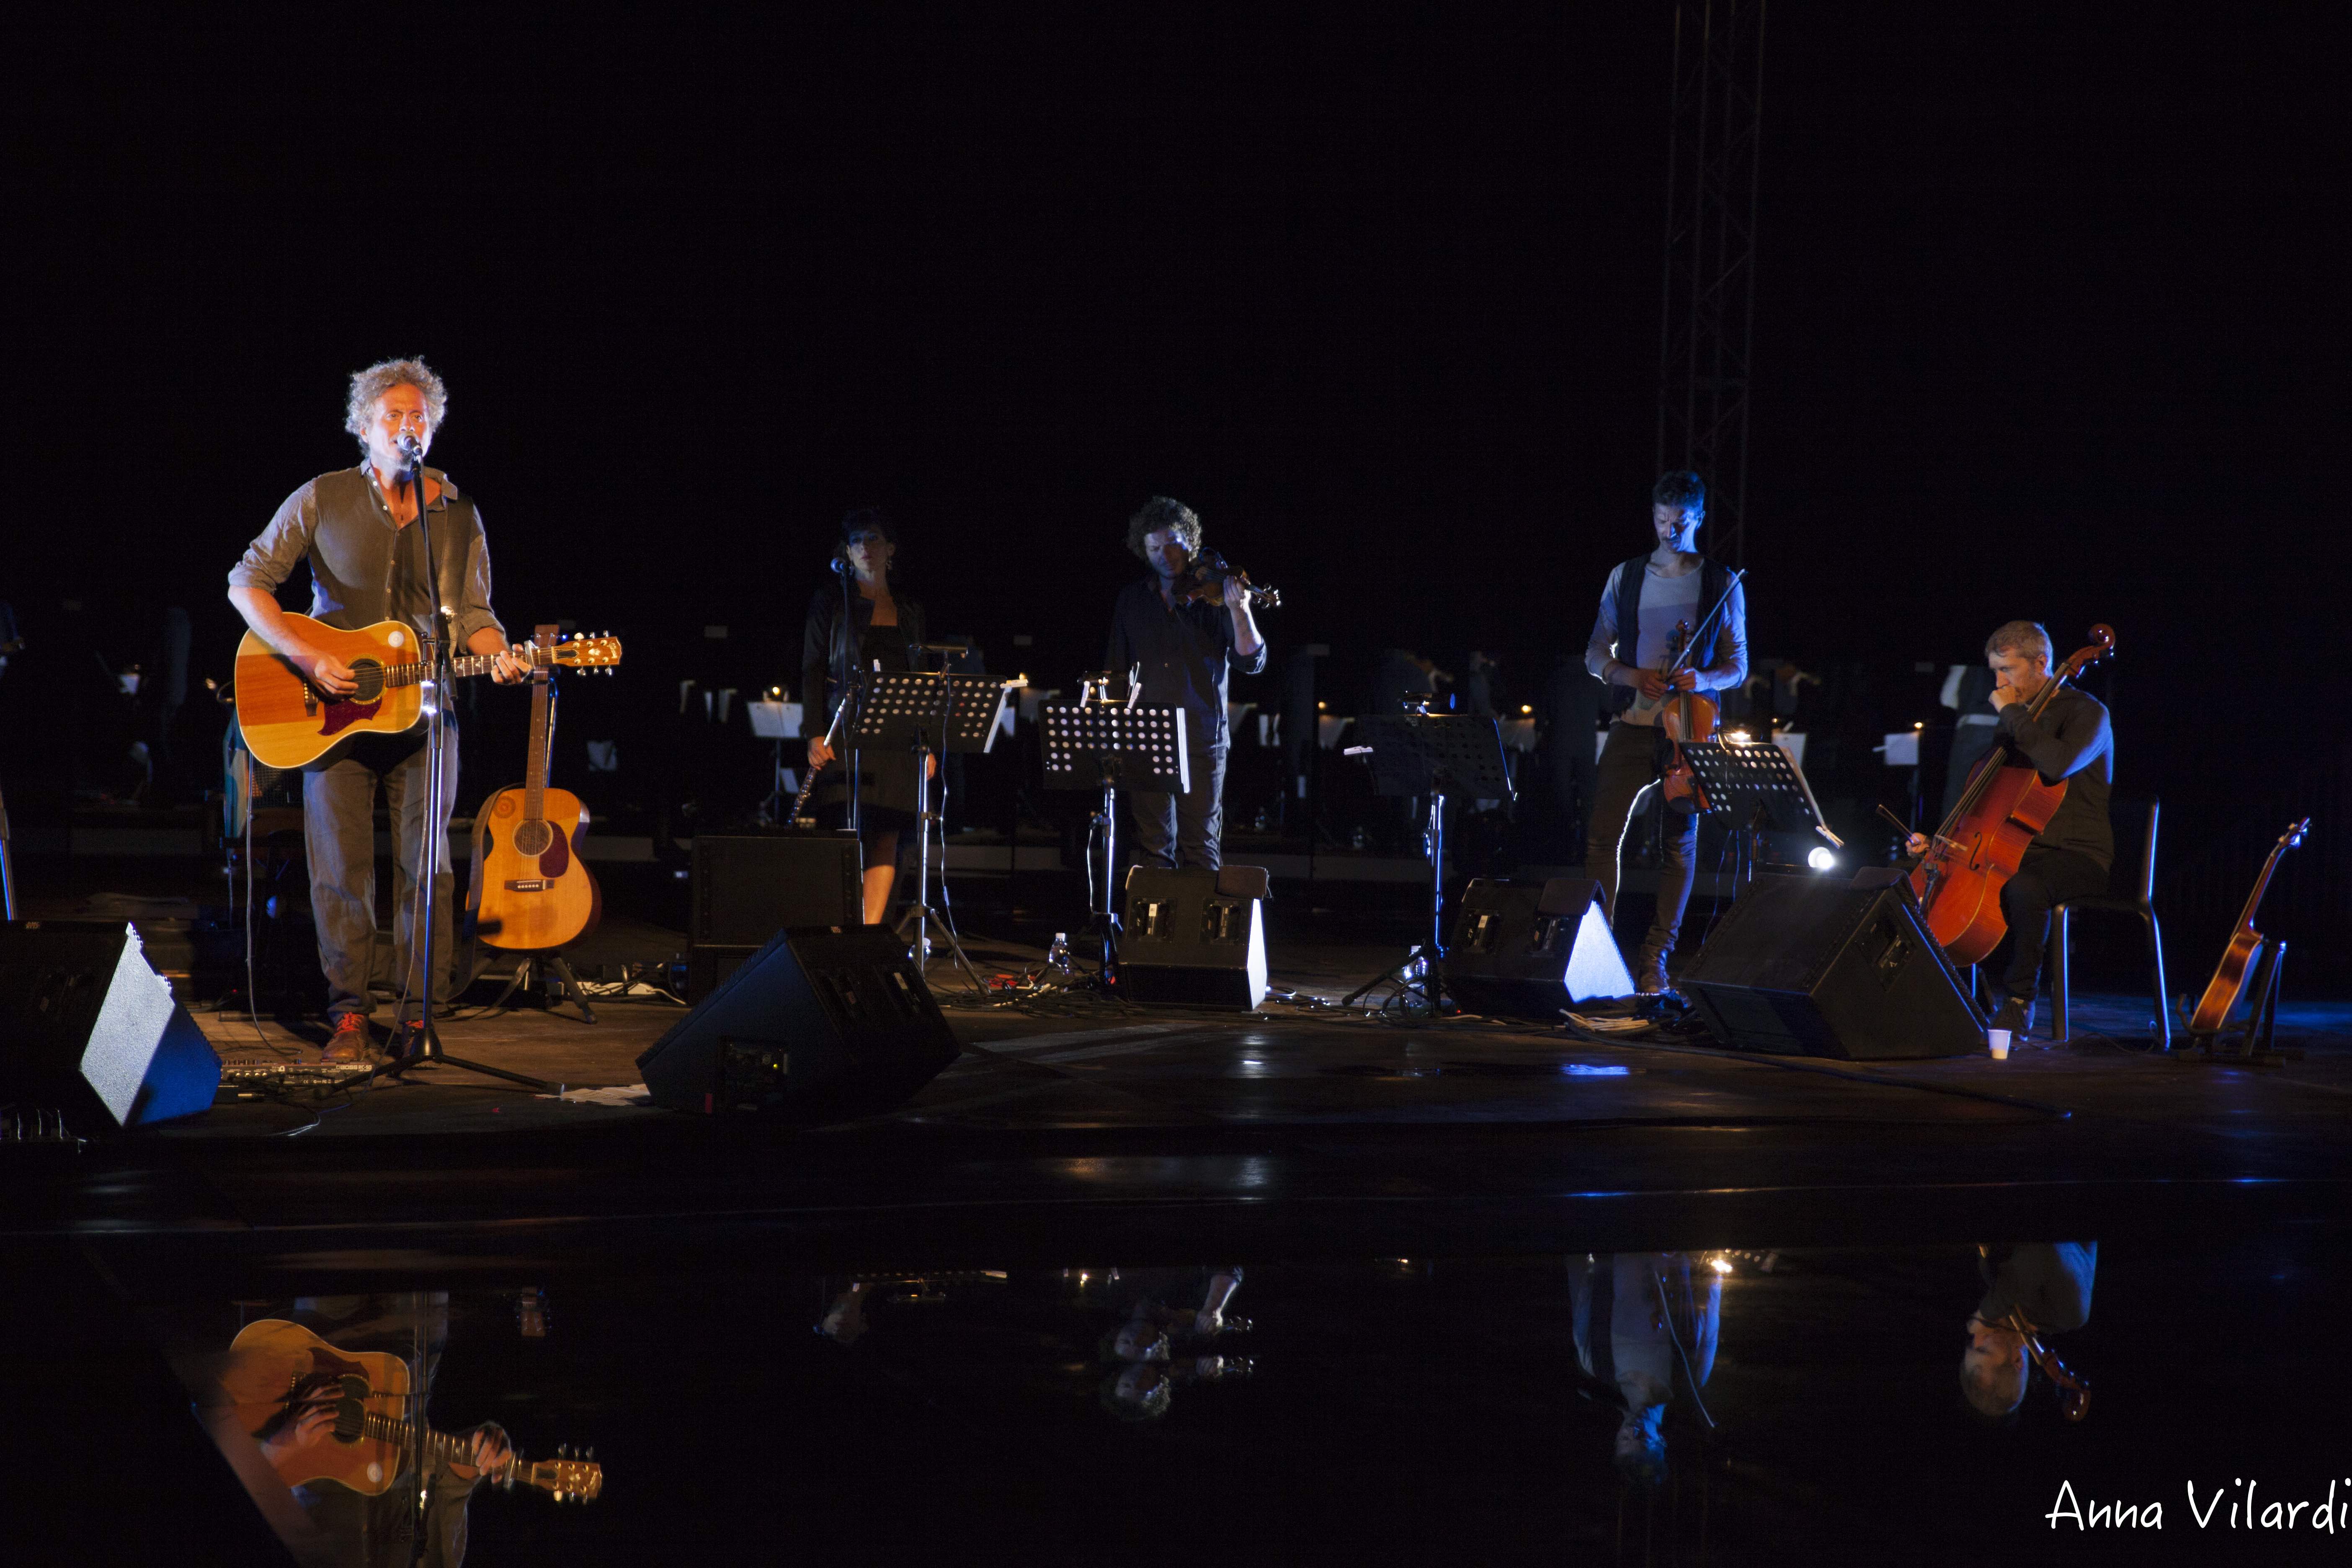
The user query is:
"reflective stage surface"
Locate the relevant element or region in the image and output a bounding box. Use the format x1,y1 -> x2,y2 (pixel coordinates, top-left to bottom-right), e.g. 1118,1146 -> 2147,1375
60,1232 -> 2348,1565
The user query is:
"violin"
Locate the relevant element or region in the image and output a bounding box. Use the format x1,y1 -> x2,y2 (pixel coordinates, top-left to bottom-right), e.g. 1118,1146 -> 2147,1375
1908,625 -> 2115,965
2187,816 -> 2310,1037
1651,620 -> 1718,814
1627,568 -> 1745,815
1172,548 -> 1282,611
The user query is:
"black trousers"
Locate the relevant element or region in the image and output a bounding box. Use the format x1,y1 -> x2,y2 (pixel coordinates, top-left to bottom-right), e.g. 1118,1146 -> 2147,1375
1129,744 -> 1230,870
1997,845 -> 2110,1001
1586,723 -> 1700,962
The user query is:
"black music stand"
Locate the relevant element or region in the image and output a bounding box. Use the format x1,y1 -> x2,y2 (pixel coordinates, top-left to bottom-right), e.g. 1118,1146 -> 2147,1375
847,669 -> 1015,995
748,698 -> 800,825
1342,713 -> 1513,1008
1677,738 -> 1841,886
1040,696 -> 1191,976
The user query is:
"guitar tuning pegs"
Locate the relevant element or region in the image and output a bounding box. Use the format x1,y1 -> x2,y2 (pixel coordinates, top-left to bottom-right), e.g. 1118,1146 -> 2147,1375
585,1447 -> 595,1460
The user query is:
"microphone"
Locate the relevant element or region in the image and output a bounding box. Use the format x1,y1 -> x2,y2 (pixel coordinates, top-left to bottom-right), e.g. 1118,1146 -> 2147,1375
396,432 -> 425,467
828,554 -> 849,575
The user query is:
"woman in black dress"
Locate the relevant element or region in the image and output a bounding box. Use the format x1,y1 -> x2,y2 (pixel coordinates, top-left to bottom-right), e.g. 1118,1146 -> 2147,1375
802,508 -> 931,926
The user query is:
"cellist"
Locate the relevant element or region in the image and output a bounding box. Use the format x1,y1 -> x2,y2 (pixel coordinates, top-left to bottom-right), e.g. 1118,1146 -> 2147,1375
1584,471 -> 1749,994
1905,621 -> 2114,1037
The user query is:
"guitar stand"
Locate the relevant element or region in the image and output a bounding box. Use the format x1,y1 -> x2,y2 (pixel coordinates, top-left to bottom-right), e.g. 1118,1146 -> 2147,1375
2192,939 -> 2302,1066
480,950 -> 599,1024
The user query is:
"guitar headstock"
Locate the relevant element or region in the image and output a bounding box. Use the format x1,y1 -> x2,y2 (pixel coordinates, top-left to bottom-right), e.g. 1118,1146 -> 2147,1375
2282,816 -> 2313,850
513,1448 -> 603,1503
539,633 -> 623,674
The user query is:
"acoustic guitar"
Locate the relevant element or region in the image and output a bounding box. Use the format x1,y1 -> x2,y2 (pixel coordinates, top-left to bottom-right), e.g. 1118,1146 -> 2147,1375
469,624 -> 601,953
2187,816 -> 2311,1038
222,1318 -> 602,1502
233,612 -> 622,769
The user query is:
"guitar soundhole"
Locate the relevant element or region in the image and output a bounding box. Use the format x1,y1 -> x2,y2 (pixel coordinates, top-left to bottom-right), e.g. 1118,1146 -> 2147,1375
349,659 -> 385,702
511,820 -> 554,858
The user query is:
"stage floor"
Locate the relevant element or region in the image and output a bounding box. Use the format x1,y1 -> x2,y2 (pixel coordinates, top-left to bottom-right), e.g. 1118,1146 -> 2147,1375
15,883 -> 2352,1563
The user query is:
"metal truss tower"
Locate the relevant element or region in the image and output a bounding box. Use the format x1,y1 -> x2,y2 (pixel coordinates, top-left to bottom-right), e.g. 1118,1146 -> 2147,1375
1656,0 -> 1767,569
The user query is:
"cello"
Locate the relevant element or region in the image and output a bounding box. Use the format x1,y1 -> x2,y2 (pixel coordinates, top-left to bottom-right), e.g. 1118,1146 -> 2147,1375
1909,624 -> 2115,965
2187,816 -> 2310,1038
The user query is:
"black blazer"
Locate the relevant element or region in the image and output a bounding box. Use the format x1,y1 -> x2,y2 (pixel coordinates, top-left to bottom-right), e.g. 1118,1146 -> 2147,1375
801,583 -> 928,728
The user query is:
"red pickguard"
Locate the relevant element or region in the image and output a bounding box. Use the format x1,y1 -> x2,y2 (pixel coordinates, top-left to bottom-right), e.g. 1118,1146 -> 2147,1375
318,699 -> 385,737
540,822 -> 571,877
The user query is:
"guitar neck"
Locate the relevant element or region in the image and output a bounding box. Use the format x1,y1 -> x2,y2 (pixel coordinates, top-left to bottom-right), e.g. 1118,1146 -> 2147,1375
525,672 -> 553,822
358,1410 -> 487,1476
371,651 -> 510,688
2232,840 -> 2293,939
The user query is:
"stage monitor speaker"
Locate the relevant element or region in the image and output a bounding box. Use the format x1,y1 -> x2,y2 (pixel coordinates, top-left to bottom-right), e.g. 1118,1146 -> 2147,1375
0,921 -> 222,1127
1679,872 -> 1984,1060
1119,865 -> 1269,1010
691,829 -> 863,945
1446,877 -> 1635,1018
689,829 -> 864,1003
638,924 -> 961,1118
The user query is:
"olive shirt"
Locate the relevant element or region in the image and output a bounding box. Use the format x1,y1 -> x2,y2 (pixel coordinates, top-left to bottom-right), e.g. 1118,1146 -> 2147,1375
227,465 -> 506,652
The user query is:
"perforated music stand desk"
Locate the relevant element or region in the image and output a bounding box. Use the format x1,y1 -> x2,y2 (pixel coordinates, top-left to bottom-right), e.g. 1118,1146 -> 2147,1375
1677,738 -> 1832,836
1351,714 -> 1512,800
847,672 -> 1016,756
1038,704 -> 1190,792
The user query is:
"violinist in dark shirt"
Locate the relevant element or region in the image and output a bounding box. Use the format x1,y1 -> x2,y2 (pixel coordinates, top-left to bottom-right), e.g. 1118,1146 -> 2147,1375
1907,621 -> 2113,1037
1103,496 -> 1266,870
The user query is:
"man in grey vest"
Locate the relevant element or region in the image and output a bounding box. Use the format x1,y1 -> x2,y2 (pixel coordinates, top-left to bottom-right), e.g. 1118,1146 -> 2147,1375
1582,472 -> 1749,992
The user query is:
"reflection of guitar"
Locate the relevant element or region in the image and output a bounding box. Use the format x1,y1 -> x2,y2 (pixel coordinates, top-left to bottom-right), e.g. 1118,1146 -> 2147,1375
469,624 -> 601,953
233,613 -> 622,769
222,1319 -> 601,1502
2188,817 -> 2311,1038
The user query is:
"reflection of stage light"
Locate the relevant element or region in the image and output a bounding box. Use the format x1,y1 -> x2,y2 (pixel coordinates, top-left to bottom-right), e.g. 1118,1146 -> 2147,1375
1725,727 -> 1753,744
1807,846 -> 1838,871
1520,704 -> 1533,714
1710,1256 -> 1733,1275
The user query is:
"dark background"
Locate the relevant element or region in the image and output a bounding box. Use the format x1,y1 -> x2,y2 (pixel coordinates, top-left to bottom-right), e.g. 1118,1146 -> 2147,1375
2,10 -> 2338,917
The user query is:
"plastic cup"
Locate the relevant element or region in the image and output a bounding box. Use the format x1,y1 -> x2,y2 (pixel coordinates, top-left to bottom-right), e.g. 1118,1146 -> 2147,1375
1987,1029 -> 2011,1060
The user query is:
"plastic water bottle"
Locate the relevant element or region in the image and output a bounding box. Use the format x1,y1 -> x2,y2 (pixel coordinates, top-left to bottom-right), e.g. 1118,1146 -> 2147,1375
1047,932 -> 1072,973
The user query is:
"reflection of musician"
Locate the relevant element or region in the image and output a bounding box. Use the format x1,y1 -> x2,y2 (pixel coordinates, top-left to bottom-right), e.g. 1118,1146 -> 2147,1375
226,360 -> 531,1061
802,508 -> 932,926
1905,622 -> 2113,1037
230,1294 -> 510,1567
1104,496 -> 1266,871
1571,1252 -> 1720,1484
1582,472 -> 1748,993
1096,1266 -> 1253,1423
1962,1243 -> 2097,1421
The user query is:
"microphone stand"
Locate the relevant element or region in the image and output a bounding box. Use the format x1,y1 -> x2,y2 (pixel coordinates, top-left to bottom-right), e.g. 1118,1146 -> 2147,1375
376,446 -> 548,1092
839,560 -> 861,839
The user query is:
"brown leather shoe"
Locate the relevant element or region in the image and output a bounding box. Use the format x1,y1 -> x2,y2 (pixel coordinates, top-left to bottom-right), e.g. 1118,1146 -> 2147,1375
322,1012 -> 377,1064
1634,950 -> 1672,995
